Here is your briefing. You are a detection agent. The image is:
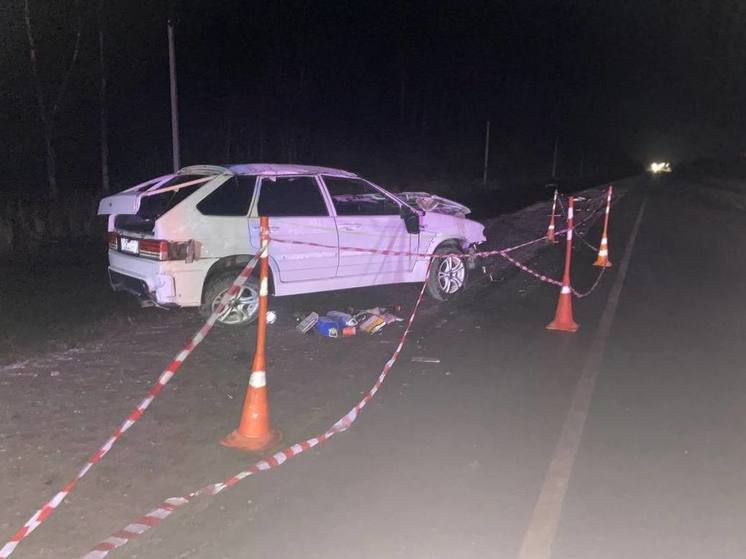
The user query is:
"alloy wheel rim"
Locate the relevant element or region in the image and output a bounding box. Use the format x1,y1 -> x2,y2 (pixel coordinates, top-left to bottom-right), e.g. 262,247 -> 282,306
437,256 -> 465,294
212,285 -> 259,325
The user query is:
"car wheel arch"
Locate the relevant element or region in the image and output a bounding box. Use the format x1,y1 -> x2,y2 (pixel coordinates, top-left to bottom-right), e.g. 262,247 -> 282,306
201,254 -> 276,304
428,237 -> 467,255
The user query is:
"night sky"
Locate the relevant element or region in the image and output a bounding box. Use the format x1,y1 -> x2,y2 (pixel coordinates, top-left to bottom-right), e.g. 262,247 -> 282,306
1,0 -> 745,195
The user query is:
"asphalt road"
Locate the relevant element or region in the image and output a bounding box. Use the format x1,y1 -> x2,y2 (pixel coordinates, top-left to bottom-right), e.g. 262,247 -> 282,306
125,176 -> 745,559
4,174 -> 746,558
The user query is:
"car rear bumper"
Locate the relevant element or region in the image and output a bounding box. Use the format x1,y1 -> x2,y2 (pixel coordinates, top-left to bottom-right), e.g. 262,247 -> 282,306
107,249 -> 212,307
108,266 -> 177,307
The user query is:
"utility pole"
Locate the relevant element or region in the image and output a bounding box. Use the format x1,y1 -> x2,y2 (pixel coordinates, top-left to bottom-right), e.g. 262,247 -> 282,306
482,120 -> 490,186
167,20 -> 181,172
551,136 -> 559,180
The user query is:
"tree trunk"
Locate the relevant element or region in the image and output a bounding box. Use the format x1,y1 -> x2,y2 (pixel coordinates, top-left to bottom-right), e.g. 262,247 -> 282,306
98,4 -> 110,194
23,0 -> 58,200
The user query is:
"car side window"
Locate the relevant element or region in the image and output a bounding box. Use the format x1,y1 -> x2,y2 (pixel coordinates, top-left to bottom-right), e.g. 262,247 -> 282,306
257,176 -> 329,217
196,175 -> 256,216
323,177 -> 400,216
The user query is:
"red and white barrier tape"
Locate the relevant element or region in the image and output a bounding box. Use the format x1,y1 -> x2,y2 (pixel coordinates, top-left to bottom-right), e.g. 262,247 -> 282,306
271,235 -> 554,260
572,268 -> 607,298
0,248 -> 266,559
3,190 -> 615,557
81,195 -> 616,556
498,251 -> 564,287
557,187 -> 623,253
271,188 -> 611,271
557,194 -> 598,252
81,263 -> 434,559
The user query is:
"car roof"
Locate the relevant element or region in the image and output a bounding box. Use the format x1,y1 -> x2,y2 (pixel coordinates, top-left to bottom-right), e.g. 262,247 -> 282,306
178,163 -> 359,178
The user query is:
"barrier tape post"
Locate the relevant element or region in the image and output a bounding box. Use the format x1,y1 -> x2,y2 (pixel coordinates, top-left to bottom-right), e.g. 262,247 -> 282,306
546,188 -> 559,244
547,196 -> 579,332
221,216 -> 281,452
593,185 -> 613,268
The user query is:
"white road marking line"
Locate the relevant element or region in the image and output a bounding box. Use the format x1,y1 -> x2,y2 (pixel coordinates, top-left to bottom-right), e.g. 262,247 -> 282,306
518,196 -> 648,559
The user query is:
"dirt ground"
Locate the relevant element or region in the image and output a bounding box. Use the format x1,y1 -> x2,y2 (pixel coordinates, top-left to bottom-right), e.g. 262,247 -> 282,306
0,182 -> 623,558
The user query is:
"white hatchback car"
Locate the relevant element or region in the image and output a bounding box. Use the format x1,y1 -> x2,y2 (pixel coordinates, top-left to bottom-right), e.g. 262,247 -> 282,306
99,164 -> 486,325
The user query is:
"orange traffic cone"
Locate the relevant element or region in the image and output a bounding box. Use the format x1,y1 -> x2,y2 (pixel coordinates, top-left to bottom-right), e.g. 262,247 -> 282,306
593,185 -> 613,267
546,188 -> 559,244
547,196 -> 579,332
222,216 -> 281,452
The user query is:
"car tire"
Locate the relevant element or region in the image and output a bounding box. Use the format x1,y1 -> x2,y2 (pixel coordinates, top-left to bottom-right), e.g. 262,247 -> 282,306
426,245 -> 468,301
200,271 -> 260,326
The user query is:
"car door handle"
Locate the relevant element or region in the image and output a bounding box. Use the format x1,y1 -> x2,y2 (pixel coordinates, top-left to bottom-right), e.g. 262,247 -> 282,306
339,224 -> 362,231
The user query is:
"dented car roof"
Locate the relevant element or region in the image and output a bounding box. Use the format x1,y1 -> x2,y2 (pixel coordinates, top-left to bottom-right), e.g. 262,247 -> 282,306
179,163 -> 358,178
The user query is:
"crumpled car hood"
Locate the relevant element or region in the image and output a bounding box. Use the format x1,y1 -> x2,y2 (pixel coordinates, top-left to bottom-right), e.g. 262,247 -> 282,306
396,192 -> 472,217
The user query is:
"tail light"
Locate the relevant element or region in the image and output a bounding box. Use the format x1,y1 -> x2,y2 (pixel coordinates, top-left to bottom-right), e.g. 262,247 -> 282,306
139,238 -> 169,260
109,233 -> 195,261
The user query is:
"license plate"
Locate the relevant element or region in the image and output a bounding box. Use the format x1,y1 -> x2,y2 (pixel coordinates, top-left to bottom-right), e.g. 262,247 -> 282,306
120,237 -> 139,254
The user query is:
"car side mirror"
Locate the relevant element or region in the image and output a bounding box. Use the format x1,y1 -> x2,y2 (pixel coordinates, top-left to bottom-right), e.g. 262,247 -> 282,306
400,205 -> 420,234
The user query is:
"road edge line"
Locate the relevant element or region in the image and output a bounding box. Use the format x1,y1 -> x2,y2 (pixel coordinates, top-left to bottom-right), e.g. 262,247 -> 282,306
517,195 -> 649,559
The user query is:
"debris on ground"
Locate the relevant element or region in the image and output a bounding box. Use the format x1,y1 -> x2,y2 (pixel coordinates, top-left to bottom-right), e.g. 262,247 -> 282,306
301,307 -> 405,338
315,316 -> 346,338
296,312 -> 319,333
326,311 -> 358,326
355,307 -> 403,335
411,356 -> 441,363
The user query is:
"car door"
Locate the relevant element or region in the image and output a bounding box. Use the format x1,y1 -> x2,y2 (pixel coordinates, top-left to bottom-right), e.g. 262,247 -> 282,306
249,175 -> 338,283
321,176 -> 416,279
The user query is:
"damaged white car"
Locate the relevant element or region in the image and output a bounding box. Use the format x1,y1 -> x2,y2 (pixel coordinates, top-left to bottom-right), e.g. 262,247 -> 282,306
98,164 -> 486,325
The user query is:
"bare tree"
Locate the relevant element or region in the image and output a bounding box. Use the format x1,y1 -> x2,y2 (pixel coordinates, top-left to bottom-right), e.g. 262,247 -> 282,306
22,0 -> 84,200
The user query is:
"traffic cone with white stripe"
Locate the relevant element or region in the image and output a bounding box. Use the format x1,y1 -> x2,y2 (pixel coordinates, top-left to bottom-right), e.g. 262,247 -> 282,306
593,185 -> 613,267
547,196 -> 579,332
546,188 -> 559,244
222,216 -> 281,451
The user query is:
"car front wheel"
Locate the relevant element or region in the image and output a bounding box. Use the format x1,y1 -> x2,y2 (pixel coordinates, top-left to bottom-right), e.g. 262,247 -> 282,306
200,272 -> 259,326
426,245 -> 467,301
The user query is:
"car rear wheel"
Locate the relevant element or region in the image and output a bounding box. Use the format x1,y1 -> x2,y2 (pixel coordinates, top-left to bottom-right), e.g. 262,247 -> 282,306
200,272 -> 259,326
426,245 -> 467,301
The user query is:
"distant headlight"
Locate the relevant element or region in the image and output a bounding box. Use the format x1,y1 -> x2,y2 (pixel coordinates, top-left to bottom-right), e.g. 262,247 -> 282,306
649,162 -> 671,174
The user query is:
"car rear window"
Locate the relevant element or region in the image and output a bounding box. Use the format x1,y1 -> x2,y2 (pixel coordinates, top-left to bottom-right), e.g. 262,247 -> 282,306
115,174 -> 207,233
137,175 -> 207,219
197,175 -> 257,216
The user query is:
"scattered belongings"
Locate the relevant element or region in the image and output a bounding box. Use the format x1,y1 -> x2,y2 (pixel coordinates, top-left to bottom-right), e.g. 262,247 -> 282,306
355,307 -> 403,335
297,306 -> 404,337
326,311 -> 358,327
296,312 -> 319,334
359,313 -> 387,334
315,316 -> 345,337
